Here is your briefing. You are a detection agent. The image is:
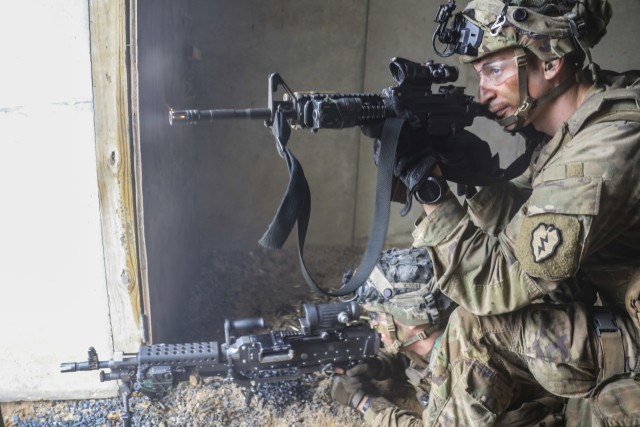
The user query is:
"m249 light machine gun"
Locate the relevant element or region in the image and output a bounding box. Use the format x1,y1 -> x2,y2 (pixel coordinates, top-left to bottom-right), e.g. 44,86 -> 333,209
61,302 -> 379,427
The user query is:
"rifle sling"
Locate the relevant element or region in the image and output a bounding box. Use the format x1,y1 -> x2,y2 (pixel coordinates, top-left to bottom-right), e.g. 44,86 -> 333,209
259,115 -> 405,297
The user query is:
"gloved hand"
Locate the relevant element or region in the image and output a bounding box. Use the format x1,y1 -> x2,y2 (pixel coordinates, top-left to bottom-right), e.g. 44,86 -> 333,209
433,130 -> 500,185
331,374 -> 367,409
370,124 -> 437,210
394,130 -> 499,209
345,356 -> 388,382
393,129 -> 439,215
330,358 -> 386,408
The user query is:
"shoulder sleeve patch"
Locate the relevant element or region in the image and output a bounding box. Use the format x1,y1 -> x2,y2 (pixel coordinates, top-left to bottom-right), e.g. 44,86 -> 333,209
515,213 -> 581,280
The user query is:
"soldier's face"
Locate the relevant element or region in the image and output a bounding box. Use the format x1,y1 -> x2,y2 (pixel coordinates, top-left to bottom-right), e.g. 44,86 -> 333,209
473,48 -> 547,130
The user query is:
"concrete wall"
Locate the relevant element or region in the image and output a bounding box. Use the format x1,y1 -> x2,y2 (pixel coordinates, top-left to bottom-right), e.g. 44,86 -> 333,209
136,1 -> 204,343
188,0 -> 368,250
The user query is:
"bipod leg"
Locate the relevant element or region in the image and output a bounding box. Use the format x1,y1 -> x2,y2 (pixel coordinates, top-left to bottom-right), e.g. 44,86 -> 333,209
119,382 -> 133,427
243,384 -> 256,407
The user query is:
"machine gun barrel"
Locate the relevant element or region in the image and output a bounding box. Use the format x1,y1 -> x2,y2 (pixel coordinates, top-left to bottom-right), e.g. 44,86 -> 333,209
60,360 -> 110,372
169,108 -> 272,125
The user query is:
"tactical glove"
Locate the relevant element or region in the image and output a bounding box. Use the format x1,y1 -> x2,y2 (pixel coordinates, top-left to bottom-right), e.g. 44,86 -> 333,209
434,130 -> 499,182
370,124 -> 438,211
331,374 -> 367,409
330,356 -> 393,408
346,355 -> 395,384
397,130 -> 499,210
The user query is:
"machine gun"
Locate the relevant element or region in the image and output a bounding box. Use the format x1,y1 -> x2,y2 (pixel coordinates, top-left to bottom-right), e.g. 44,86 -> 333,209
167,57 -> 499,298
61,302 -> 379,427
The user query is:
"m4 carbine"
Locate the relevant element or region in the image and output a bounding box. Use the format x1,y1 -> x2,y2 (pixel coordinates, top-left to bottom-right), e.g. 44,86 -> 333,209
61,302 -> 379,427
169,57 -> 487,136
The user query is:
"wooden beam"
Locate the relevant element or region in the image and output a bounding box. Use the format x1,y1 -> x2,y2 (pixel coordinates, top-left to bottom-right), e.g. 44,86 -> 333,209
127,0 -> 153,343
89,0 -> 143,350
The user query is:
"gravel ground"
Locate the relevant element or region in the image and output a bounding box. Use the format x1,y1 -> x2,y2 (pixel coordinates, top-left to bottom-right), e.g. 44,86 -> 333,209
4,246 -> 418,426
3,374 -> 367,427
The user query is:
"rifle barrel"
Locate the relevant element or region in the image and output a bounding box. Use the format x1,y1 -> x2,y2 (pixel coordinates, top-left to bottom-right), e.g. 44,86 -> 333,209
169,108 -> 271,125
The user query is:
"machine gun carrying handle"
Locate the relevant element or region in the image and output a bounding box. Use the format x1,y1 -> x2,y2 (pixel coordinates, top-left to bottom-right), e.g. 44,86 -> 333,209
228,317 -> 266,332
224,317 -> 266,348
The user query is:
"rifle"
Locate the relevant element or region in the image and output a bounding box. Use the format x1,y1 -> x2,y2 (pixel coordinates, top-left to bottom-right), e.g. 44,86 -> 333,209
167,57 -> 500,298
168,57 -> 485,134
61,302 -> 379,427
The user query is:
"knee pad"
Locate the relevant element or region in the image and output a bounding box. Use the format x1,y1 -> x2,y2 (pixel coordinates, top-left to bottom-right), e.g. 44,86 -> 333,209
589,374 -> 640,426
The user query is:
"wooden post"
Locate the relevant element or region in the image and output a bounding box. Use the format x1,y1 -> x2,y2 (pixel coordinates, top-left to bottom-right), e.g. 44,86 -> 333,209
89,0 -> 143,350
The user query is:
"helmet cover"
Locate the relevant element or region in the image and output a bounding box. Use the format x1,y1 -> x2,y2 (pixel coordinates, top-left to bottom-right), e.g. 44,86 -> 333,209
357,248 -> 453,326
459,0 -> 611,63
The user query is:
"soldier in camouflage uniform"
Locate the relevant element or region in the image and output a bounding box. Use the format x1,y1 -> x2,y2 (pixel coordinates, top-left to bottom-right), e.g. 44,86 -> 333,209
330,248 -> 451,422
392,0 -> 640,425
331,248 -> 566,426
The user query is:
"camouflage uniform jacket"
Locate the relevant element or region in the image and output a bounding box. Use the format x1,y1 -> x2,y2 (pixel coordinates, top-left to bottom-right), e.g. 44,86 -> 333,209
412,70 -> 640,315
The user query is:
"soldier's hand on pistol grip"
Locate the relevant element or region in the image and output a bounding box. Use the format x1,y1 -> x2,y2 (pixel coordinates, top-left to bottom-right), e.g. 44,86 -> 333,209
330,356 -> 392,408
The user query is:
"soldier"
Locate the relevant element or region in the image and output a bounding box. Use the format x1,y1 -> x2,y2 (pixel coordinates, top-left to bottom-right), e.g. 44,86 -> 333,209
392,0 -> 640,425
331,248 -> 565,426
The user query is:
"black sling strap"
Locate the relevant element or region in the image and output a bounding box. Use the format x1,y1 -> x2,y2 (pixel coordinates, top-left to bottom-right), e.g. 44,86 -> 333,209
259,112 -> 406,297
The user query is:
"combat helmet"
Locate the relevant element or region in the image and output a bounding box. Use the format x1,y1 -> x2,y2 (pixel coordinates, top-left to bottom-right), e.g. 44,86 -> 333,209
354,247 -> 455,354
433,0 -> 612,129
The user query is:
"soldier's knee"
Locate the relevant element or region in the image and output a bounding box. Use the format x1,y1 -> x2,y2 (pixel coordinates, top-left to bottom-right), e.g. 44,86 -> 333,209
589,375 -> 640,426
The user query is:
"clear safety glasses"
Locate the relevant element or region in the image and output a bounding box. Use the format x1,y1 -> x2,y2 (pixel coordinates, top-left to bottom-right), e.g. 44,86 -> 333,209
474,56 -> 519,86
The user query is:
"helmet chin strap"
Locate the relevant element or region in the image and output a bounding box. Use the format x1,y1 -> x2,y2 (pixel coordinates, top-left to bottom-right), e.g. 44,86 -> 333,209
383,314 -> 439,354
496,47 -> 577,131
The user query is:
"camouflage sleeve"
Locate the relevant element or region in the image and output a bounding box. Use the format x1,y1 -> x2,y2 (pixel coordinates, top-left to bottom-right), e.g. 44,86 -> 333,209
363,396 -> 424,427
412,120 -> 640,315
412,193 -> 546,314
464,172 -> 533,236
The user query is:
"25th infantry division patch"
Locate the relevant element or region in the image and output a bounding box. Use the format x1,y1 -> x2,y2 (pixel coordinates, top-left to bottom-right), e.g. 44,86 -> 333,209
531,223 -> 563,263
516,213 -> 581,280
